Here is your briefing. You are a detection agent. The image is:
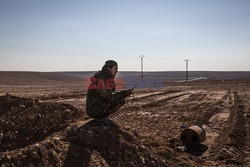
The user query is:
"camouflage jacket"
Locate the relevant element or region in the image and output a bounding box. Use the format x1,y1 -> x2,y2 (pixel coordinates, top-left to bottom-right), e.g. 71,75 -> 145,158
86,70 -> 127,118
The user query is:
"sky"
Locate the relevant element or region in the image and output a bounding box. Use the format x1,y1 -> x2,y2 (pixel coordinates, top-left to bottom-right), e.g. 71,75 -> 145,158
0,0 -> 250,71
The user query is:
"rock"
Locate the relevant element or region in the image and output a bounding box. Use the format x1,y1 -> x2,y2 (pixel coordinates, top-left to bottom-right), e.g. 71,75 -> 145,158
1,163 -> 11,167
177,146 -> 187,152
32,98 -> 40,106
21,153 -> 27,158
124,126 -> 130,131
151,160 -> 155,166
70,125 -> 78,132
0,132 -> 3,139
39,145 -> 47,157
6,154 -> 11,160
140,156 -> 145,164
27,163 -> 35,167
19,104 -> 25,108
132,130 -> 138,136
54,155 -> 60,163
5,131 -> 10,138
10,131 -> 18,139
29,150 -> 41,160
53,137 -> 60,144
65,109 -> 71,113
48,150 -> 57,160
5,93 -> 11,102
87,130 -> 94,135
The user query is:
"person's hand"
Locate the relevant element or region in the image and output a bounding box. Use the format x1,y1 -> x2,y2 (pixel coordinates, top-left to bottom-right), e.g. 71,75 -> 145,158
125,89 -> 133,97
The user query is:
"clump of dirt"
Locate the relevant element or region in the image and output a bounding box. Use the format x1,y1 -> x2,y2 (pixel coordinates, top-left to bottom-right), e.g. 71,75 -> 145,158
0,94 -> 82,152
0,118 -> 171,166
65,120 -> 168,167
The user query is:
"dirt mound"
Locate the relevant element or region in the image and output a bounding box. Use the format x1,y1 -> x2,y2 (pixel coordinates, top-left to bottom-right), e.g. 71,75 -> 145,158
65,120 -> 168,167
0,119 -> 171,167
0,94 -> 82,152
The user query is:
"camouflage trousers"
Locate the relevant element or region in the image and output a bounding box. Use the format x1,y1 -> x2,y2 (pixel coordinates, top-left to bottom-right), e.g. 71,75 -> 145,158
87,99 -> 125,119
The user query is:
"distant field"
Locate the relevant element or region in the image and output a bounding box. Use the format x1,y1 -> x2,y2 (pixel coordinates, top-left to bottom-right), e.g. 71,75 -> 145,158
0,71 -> 84,86
60,71 -> 250,80
1,71 -> 250,83
1,71 -> 250,86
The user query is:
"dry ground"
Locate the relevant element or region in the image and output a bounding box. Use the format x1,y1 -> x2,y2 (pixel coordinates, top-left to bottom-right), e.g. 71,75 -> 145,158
0,79 -> 250,166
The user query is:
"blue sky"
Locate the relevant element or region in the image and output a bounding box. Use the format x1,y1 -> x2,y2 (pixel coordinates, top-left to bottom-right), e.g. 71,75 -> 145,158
0,0 -> 250,71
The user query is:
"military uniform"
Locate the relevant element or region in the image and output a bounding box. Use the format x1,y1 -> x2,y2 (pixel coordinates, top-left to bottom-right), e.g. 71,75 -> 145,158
86,69 -> 127,118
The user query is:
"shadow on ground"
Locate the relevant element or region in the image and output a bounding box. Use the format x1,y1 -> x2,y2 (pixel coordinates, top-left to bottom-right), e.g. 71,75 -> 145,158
63,119 -> 166,167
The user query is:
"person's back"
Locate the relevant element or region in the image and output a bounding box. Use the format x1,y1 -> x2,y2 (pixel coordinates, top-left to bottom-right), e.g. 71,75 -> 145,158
86,60 -> 132,118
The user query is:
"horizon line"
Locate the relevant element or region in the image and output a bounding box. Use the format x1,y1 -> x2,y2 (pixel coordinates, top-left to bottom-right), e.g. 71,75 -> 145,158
1,70 -> 250,73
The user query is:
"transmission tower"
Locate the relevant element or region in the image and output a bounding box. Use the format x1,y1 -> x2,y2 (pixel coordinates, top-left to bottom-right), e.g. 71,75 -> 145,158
184,59 -> 190,81
139,55 -> 145,83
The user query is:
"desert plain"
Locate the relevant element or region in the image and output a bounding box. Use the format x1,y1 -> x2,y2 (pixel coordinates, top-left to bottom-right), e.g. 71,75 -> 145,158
0,71 -> 250,167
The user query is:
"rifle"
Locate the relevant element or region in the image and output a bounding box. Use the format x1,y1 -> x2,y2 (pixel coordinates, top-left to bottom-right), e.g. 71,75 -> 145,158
129,85 -> 136,90
125,85 -> 136,103
120,85 -> 136,100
